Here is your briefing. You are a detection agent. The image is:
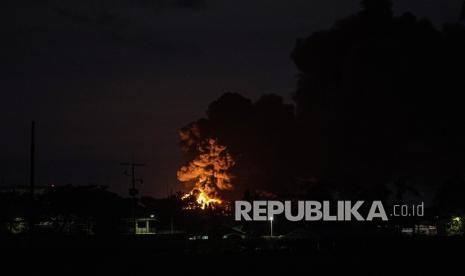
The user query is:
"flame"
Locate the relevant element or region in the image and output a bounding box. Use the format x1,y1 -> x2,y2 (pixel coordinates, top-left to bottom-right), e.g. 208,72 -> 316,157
177,138 -> 234,209
181,189 -> 222,209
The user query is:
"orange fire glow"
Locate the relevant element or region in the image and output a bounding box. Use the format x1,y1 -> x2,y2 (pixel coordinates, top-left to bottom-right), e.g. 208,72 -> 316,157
177,138 -> 234,209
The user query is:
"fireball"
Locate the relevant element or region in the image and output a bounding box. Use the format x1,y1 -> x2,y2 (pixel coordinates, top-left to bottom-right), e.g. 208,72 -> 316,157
177,138 -> 234,209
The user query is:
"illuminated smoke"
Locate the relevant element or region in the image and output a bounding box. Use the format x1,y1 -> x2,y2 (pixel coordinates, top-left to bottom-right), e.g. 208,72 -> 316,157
177,137 -> 234,209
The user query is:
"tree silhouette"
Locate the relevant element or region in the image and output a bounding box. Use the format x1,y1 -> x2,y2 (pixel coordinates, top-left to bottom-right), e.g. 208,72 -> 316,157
41,185 -> 129,235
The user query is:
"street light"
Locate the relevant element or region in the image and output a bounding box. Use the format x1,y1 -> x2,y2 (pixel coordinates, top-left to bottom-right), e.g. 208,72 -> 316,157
269,216 -> 274,237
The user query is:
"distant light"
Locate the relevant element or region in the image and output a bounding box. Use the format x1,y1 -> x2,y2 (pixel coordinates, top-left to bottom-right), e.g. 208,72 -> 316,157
269,216 -> 273,221
149,214 -> 155,218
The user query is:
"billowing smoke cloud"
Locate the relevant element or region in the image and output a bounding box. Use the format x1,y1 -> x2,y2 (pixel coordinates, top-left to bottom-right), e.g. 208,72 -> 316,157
177,138 -> 234,209
178,93 -> 297,200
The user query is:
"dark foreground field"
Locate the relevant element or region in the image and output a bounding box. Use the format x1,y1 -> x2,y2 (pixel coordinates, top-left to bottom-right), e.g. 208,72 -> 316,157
1,235 -> 462,275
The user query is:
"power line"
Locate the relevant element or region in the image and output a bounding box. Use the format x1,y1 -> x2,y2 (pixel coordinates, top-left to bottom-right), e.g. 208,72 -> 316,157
120,161 -> 145,235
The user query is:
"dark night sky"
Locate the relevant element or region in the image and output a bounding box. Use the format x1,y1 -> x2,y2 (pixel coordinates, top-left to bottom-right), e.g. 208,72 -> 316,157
1,0 -> 462,197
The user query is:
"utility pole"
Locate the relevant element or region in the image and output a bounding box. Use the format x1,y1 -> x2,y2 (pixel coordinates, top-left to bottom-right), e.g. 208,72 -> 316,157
269,216 -> 273,237
170,217 -> 174,234
29,121 -> 35,236
121,161 -> 145,235
461,1 -> 465,21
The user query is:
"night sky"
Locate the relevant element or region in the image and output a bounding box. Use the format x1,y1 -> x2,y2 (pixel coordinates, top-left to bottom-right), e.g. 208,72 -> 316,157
1,0 -> 462,197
